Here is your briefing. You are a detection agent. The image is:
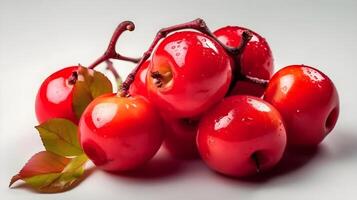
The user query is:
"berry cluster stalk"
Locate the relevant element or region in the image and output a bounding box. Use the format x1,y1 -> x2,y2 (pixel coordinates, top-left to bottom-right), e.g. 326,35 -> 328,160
119,18 -> 253,97
88,21 -> 141,69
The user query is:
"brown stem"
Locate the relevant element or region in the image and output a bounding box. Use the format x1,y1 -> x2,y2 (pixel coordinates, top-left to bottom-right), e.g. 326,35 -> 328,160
227,31 -> 260,93
88,21 -> 141,69
68,71 -> 78,85
105,60 -> 120,80
119,18 -> 253,97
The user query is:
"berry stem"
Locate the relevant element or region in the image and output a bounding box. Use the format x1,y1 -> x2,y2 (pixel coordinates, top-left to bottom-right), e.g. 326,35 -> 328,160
227,31 -> 262,93
119,18 -> 253,97
88,21 -> 141,69
68,71 -> 78,85
105,60 -> 121,81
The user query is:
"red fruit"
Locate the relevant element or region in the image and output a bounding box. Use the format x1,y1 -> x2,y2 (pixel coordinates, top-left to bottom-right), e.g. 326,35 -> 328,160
78,94 -> 164,171
214,26 -> 273,80
129,61 -> 150,97
162,116 -> 199,159
197,95 -> 286,177
147,31 -> 232,118
264,65 -> 339,147
35,66 -> 78,123
229,80 -> 267,97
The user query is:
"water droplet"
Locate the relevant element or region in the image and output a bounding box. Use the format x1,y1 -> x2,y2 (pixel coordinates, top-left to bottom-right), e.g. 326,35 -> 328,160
241,117 -> 253,122
171,46 -> 176,49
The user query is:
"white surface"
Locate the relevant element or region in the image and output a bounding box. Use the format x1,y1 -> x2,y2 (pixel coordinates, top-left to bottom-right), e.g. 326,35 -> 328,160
1,0 -> 356,199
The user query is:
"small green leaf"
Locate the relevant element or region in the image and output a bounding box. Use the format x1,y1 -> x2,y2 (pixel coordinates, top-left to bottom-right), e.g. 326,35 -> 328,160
9,151 -> 70,187
72,66 -> 113,119
24,173 -> 61,188
35,118 -> 83,157
9,151 -> 88,193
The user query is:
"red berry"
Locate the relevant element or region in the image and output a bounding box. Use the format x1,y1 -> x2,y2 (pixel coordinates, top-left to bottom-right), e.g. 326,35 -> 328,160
35,66 -> 78,123
129,61 -> 150,97
197,95 -> 286,177
147,31 -> 232,118
214,26 -> 274,80
78,94 -> 164,171
162,116 -> 199,159
264,65 -> 339,147
229,80 -> 267,97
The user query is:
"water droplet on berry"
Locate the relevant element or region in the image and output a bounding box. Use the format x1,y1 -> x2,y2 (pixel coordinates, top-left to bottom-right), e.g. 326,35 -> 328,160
241,117 -> 253,122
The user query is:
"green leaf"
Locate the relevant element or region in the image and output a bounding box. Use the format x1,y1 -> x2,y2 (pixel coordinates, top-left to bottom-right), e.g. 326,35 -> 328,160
24,173 -> 61,188
9,151 -> 88,193
9,151 -> 70,187
72,66 -> 113,119
35,118 -> 83,157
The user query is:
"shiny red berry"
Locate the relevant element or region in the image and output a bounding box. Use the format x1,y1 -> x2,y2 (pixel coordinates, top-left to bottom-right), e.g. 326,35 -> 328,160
229,80 -> 267,97
35,66 -> 78,123
214,26 -> 274,80
162,115 -> 199,159
264,65 -> 339,147
78,94 -> 164,171
147,31 -> 232,118
197,95 -> 286,177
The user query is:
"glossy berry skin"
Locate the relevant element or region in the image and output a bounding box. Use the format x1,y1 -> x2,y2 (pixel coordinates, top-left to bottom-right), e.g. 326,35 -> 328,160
129,61 -> 150,97
162,115 -> 199,159
264,65 -> 339,147
229,80 -> 267,97
79,94 -> 164,172
35,66 -> 78,123
214,26 -> 273,80
197,95 -> 286,177
147,31 -> 232,118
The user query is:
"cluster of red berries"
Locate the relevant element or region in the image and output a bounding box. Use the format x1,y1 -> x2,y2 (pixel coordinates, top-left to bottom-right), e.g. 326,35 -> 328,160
35,19 -> 339,178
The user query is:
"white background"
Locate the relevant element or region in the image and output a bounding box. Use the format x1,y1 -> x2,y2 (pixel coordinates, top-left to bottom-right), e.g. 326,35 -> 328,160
1,0 -> 356,199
